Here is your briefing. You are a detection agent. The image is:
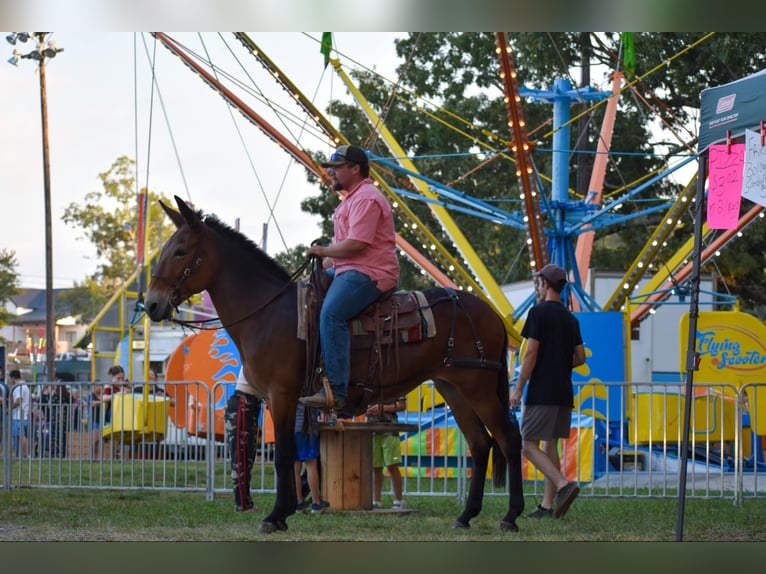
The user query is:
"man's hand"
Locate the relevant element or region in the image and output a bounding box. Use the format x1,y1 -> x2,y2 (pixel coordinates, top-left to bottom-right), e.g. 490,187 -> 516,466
509,387 -> 523,409
306,245 -> 325,258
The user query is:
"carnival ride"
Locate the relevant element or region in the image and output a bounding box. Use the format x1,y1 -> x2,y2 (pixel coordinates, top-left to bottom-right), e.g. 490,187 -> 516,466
83,33 -> 765,474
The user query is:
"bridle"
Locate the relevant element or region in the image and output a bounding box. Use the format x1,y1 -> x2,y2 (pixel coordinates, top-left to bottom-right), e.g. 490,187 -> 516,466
150,255 -> 204,310
150,245 -> 314,332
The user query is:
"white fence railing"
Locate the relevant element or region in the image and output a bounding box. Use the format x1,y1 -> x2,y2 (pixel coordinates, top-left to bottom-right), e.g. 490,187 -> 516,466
2,380 -> 764,504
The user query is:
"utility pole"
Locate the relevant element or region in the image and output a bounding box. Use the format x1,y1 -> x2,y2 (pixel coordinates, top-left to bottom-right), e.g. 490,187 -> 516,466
577,32 -> 592,198
7,32 -> 64,382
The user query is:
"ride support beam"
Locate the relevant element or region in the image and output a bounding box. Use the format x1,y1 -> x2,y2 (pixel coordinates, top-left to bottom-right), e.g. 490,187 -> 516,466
495,33 -> 548,272
604,175 -> 698,312
573,71 -> 623,300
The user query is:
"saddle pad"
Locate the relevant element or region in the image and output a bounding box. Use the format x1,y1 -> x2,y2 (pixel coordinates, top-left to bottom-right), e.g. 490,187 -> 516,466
415,290 -> 436,338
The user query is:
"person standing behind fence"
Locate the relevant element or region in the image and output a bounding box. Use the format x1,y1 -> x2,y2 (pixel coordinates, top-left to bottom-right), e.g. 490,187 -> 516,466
38,381 -> 73,458
103,365 -> 128,458
366,397 -> 407,509
224,368 -> 261,512
9,369 -> 30,458
103,365 -> 127,425
0,367 -> 8,455
509,264 -> 586,520
85,384 -> 104,459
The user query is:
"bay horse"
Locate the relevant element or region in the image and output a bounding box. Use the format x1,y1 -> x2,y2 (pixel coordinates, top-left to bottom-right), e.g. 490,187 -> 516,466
145,195 -> 524,534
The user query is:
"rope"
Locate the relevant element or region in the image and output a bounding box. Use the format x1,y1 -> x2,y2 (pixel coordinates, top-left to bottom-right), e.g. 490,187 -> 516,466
138,33 -> 193,204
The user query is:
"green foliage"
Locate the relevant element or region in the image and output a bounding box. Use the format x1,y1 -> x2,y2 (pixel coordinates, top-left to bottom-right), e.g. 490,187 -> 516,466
0,248 -> 20,328
61,156 -> 176,323
273,244 -> 312,276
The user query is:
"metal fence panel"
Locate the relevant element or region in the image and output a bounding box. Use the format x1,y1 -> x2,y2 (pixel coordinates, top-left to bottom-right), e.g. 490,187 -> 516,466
2,379 -> 765,505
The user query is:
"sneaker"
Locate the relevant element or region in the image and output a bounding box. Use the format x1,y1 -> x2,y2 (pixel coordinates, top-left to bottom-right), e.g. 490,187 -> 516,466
526,504 -> 553,519
372,500 -> 383,509
296,501 -> 310,514
553,481 -> 580,519
392,499 -> 407,510
310,499 -> 330,514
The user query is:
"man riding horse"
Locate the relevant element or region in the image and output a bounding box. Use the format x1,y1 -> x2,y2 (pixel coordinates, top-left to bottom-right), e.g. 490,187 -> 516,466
301,144 -> 399,412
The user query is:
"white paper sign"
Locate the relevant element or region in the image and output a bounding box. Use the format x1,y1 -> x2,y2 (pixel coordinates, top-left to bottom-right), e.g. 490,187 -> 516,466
742,128 -> 766,207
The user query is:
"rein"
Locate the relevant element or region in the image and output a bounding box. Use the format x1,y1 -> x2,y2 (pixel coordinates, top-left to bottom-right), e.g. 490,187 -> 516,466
159,256 -> 314,332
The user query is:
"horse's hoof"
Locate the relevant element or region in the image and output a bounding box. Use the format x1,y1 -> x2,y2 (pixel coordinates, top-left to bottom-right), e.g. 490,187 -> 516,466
258,521 -> 283,534
499,520 -> 519,532
452,520 -> 470,529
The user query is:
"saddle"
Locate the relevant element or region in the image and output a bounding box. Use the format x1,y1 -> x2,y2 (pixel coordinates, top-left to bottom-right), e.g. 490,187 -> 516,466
297,266 -> 436,411
297,267 -> 435,349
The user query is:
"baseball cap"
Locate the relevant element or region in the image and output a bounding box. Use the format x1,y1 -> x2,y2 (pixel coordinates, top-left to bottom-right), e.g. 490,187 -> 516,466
321,144 -> 369,167
533,263 -> 568,287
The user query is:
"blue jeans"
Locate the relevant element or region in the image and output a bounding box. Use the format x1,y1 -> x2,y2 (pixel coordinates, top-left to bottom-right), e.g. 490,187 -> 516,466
12,420 -> 28,457
320,269 -> 383,401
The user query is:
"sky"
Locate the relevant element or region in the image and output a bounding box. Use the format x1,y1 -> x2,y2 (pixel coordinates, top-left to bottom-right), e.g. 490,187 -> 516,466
0,32 -> 405,289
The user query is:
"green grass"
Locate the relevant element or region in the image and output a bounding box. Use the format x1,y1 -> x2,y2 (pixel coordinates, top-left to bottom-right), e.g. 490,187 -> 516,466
1,487 -> 763,541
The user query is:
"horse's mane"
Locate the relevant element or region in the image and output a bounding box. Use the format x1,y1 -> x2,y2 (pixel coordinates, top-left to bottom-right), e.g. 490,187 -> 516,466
202,212 -> 291,282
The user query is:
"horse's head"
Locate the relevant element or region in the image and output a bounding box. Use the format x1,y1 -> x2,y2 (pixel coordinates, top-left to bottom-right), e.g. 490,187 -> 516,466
145,195 -> 215,322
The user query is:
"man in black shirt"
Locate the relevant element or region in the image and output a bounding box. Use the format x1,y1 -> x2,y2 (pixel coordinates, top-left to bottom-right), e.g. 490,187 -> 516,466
510,263 -> 585,520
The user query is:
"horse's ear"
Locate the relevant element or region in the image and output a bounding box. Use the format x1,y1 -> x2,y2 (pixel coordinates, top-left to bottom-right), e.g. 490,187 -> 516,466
174,195 -> 202,229
159,198 -> 186,229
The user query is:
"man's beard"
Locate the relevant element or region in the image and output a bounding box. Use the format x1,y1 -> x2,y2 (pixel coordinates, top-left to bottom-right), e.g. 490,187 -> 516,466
333,181 -> 343,192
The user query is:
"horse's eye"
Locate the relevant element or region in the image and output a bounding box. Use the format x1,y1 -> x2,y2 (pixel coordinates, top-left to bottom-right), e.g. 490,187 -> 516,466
173,248 -> 187,258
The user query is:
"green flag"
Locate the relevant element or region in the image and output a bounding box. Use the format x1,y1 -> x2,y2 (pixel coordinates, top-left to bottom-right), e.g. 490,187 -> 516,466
621,32 -> 635,76
320,32 -> 333,68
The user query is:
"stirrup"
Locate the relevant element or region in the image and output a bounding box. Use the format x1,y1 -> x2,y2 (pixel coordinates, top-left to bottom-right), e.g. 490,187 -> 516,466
321,376 -> 335,410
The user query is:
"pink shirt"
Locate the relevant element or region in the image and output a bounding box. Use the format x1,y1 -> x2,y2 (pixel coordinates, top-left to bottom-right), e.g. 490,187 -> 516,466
332,178 -> 399,292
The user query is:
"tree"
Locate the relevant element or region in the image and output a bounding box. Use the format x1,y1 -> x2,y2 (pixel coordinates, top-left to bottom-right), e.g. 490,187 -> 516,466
297,33 -> 766,316
0,248 -> 20,329
61,156 -> 175,323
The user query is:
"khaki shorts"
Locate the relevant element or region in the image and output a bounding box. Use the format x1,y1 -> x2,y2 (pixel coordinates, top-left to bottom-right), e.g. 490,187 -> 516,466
372,433 -> 402,468
521,405 -> 571,441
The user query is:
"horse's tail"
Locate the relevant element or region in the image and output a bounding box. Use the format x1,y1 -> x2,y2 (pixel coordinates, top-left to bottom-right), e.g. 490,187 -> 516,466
491,328 -> 510,489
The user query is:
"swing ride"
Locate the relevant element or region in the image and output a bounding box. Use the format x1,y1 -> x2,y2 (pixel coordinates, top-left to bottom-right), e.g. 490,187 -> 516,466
83,33 -> 765,476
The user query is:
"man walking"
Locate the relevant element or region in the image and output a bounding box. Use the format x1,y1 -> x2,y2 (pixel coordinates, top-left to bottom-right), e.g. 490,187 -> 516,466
510,264 -> 585,519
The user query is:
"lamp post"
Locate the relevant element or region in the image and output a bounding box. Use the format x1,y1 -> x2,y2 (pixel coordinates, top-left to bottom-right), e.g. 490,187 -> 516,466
7,32 -> 64,382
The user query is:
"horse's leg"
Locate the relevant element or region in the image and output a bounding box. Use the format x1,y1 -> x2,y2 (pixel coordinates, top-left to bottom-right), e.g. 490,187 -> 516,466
433,379 -> 492,529
498,418 -> 524,530
458,380 -> 524,531
259,397 -> 298,534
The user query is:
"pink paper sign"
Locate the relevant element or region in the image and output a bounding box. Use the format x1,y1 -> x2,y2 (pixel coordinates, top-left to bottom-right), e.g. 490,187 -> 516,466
707,143 -> 744,230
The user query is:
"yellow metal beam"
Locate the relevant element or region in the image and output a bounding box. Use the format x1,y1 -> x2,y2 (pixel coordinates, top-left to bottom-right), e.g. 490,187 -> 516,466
604,176 -> 698,312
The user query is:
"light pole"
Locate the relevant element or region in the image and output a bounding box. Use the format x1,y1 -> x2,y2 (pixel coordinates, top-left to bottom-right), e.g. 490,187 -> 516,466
7,32 -> 64,382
